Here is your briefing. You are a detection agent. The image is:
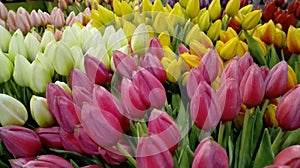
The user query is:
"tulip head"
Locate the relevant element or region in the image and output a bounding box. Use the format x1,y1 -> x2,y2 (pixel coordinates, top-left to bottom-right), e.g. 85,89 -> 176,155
0,25 -> 11,53
207,20 -> 222,42
29,59 -> 52,93
30,95 -> 55,127
199,49 -> 220,84
74,126 -> 100,155
186,0 -> 200,18
113,50 -> 137,78
258,20 -> 276,45
241,10 -> 262,30
8,29 -> 28,62
84,55 -> 110,85
225,0 -> 240,16
238,52 -> 254,75
262,1 -> 277,21
49,7 -> 65,28
0,50 -> 13,84
274,27 -> 287,49
287,26 -> 300,54
273,145 -> 300,167
140,53 -> 167,83
35,127 -> 63,149
208,0 -> 221,21
131,23 -> 150,56
52,41 -> 75,76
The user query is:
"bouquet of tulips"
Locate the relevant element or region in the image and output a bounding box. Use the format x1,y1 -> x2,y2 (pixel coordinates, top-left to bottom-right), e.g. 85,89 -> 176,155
1,0 -> 300,167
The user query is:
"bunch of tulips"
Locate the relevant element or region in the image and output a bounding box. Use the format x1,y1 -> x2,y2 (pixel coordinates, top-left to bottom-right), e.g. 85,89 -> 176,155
0,0 -> 300,167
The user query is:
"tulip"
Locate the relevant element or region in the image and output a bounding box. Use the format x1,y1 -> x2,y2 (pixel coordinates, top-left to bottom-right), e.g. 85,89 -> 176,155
258,20 -> 276,45
30,95 -> 55,127
81,103 -> 122,147
190,81 -> 222,130
23,155 -> 73,168
81,165 -> 103,168
153,12 -> 169,34
0,50 -> 13,84
141,53 -> 167,83
220,58 -> 242,84
217,78 -> 241,121
227,15 -> 242,33
30,10 -> 41,27
29,59 -> 52,93
40,30 -> 56,51
0,94 -> 28,126
189,40 -> 209,58
0,2 -> 7,20
273,27 -> 286,49
74,126 -> 99,155
49,7 -> 65,28
186,0 -> 200,18
208,0 -> 221,21
199,49 -> 220,84
60,129 -> 83,153
24,33 -> 41,62
192,137 -> 229,168
241,10 -> 262,30
61,26 -> 80,48
180,53 -> 201,68
72,86 -> 93,108
148,109 -> 180,152
55,81 -> 72,95
207,20 -> 222,42
15,9 -> 32,34
131,23 -> 150,56
69,68 -> 93,92
187,68 -> 205,99
264,104 -> 278,127
272,145 -> 300,167
149,37 -> 164,60
98,143 -> 130,165
52,41 -> 75,76
136,136 -> 174,168
198,10 -> 211,32
225,0 -> 240,16
287,26 -> 300,54
262,1 -> 277,21
0,25 -> 11,53
220,37 -> 240,60
0,126 -> 41,157
84,55 -> 110,85
220,27 -> 238,43
113,50 -> 137,78
7,11 -> 17,32
287,65 -> 297,91
8,29 -> 28,62
132,68 -> 167,109
238,52 -> 254,75
177,43 -> 190,55
9,157 -> 34,168
239,64 -> 265,108
35,127 -> 63,149
276,84 -> 300,130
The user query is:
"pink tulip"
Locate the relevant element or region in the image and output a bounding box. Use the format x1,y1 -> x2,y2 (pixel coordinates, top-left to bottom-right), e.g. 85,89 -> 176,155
9,157 -> 34,168
136,136 -> 174,168
35,127 -> 63,149
238,52 -> 254,75
0,126 -> 41,157
22,160 -> 58,167
23,155 -> 73,168
81,103 -> 122,147
72,86 -> 93,108
74,126 -> 100,155
81,165 -> 103,168
84,55 -> 110,85
113,50 -> 137,78
149,37 -> 164,60
30,10 -> 42,27
132,68 -> 166,109
273,145 -> 300,167
192,137 -> 229,168
0,2 -> 8,20
98,144 -> 130,165
140,53 -> 167,83
148,109 -> 181,152
15,7 -> 32,34
60,129 -> 83,153
0,19 -> 5,28
49,7 -> 65,28
276,84 -> 300,130
178,43 -> 190,55
54,29 -> 63,41
187,67 -> 205,99
265,61 -> 288,99
66,11 -> 76,26
217,78 -> 242,121
239,64 -> 265,108
198,49 -> 220,84
38,9 -> 49,25
69,68 -> 93,92
7,11 -> 17,32
220,58 -> 242,84
190,81 -> 222,130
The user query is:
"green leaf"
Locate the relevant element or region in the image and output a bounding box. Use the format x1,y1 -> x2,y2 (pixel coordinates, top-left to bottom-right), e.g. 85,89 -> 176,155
267,45 -> 279,69
70,159 -> 80,168
228,136 -> 234,167
244,30 -> 267,66
253,129 -> 274,168
233,132 -> 242,168
281,128 -> 300,150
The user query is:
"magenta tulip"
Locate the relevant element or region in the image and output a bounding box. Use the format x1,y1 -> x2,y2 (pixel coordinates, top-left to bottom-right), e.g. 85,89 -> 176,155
190,81 -> 222,130
84,55 -> 110,85
239,64 -> 265,108
9,157 -> 34,168
217,78 -> 242,121
113,50 -> 137,78
136,136 -> 174,168
276,84 -> 300,130
72,86 -> 93,108
149,37 -> 164,60
69,68 -> 93,92
273,145 -> 300,167
192,137 -> 229,168
74,126 -> 100,155
22,160 -> 58,167
220,58 -> 242,84
238,52 -> 254,75
60,129 -> 83,153
0,126 -> 41,157
148,109 -> 181,152
98,144 -> 130,165
23,155 -> 73,168
186,68 -> 205,99
140,53 -> 167,83
35,127 -> 63,149
198,49 -> 220,84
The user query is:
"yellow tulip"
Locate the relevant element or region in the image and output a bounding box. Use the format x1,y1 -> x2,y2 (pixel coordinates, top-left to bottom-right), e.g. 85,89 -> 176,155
121,1 -> 134,18
166,59 -> 182,82
147,25 -> 155,38
142,0 -> 152,12
97,5 -> 115,25
253,36 -> 267,56
220,37 -> 240,60
220,27 -> 238,43
198,10 -> 211,32
216,40 -> 224,55
152,0 -> 164,18
113,0 -> 122,17
163,46 -> 176,60
181,71 -> 189,86
123,20 -> 136,40
237,40 -> 248,56
241,10 -> 262,30
208,0 -> 221,21
169,3 -> 185,25
178,57 -> 190,72
158,32 -> 171,46
287,65 -> 297,90
198,31 -> 214,49
287,26 -> 300,54
264,104 -> 278,127
180,52 -> 201,68
225,0 -> 240,16
179,0 -> 189,8
161,57 -> 172,69
239,4 -> 253,15
274,27 -> 286,49
258,20 -> 276,45
207,19 -> 222,41
190,40 -> 209,58
186,0 -> 200,18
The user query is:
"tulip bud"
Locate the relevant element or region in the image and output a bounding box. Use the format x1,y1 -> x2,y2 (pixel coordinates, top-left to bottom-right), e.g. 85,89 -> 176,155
136,136 -> 174,168
0,125 -> 41,157
24,33 -> 42,61
207,20 -> 222,42
131,23 -> 150,56
220,37 -> 240,60
262,1 -> 277,21
273,145 -> 300,167
208,0 -> 221,21
0,25 -> 11,53
274,28 -> 286,49
29,59 -> 52,93
0,94 -> 28,126
238,52 -> 254,75
113,50 -> 137,78
41,30 -> 56,51
199,49 -> 220,84
153,12 -> 168,34
239,64 -> 265,108
149,37 -> 164,60
276,85 -> 300,130
164,59 -> 181,83
69,68 -> 93,92
35,155 -> 73,168
186,0 -> 200,18
258,20 -> 276,45
46,83 -> 72,114
8,29 -> 28,62
0,50 -> 13,84
225,0 -> 240,16
52,41 -> 75,76
35,127 -> 62,149
84,55 -> 110,85
141,53 -> 167,83
189,40 -> 210,58
190,81 -> 222,130
49,7 -> 65,28
180,53 -> 201,68
30,95 -> 55,127
74,126 -> 99,155
98,143 -> 130,165
148,109 -> 181,152
192,137 -> 229,168
187,68 -> 205,99
0,2 -> 8,20
221,58 -> 242,84
241,10 -> 262,30
220,27 -> 238,43
287,26 -> 300,54
7,11 -> 17,32
9,157 -> 34,168
198,10 -> 211,32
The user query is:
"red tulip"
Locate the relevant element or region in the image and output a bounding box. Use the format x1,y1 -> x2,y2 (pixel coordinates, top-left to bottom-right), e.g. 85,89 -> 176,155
69,68 -> 93,92
81,103 -> 122,147
217,78 -> 242,121
148,109 -> 180,152
198,49 -> 220,84
0,126 -> 41,157
136,136 -> 174,168
265,61 -> 288,99
192,137 -> 228,168
9,157 -> 34,168
149,37 -> 164,60
187,67 -> 205,99
287,0 -> 299,14
113,50 -> 137,78
84,55 -> 110,85
276,84 -> 300,130
282,13 -> 296,32
273,145 -> 300,167
238,52 -> 254,75
190,81 -> 222,130
74,126 -> 100,155
262,1 -> 277,21
239,64 -> 265,108
140,53 -> 167,83
35,127 -> 63,149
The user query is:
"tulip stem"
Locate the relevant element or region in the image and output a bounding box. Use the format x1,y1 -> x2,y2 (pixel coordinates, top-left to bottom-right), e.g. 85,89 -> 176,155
238,109 -> 250,168
271,128 -> 286,155
117,143 -> 137,168
217,121 -> 225,146
260,99 -> 270,116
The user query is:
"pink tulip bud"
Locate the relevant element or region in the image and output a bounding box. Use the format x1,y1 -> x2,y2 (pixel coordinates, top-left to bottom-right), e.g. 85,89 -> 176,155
22,160 -> 57,167
9,157 -> 34,168
136,136 -> 174,168
81,165 -> 103,168
272,145 -> 300,167
98,144 -> 130,165
58,0 -> 68,11
121,78 -> 149,119
132,68 -> 167,109
81,103 -> 122,147
66,11 -> 76,26
35,127 -> 63,149
22,155 -> 73,168
148,109 -> 181,152
260,66 -> 270,80
49,7 -> 65,28
0,126 -> 41,157
217,78 -> 242,121
84,55 -> 110,85
276,84 -> 300,130
178,43 -> 190,55
190,81 -> 222,130
192,137 -> 229,168
74,126 -> 100,155
140,53 -> 167,83
7,11 -> 17,32
239,64 -> 265,108
72,86 -> 93,108
38,10 -> 49,25
198,49 -> 220,84
30,10 -> 42,27
93,85 -> 130,132
238,52 -> 254,75
0,2 -> 8,20
220,58 -> 242,84
0,19 -> 5,28
113,50 -> 137,78
265,61 -> 288,99
149,37 -> 164,60
60,129 -> 84,153
187,68 -> 205,99
69,68 -> 93,92
54,29 -> 63,41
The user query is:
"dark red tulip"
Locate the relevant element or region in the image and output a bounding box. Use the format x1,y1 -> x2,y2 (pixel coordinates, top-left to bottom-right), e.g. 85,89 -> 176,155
140,53 -> 167,83
0,126 -> 41,157
282,13 -> 296,32
9,157 -> 34,168
149,37 -> 164,60
273,9 -> 284,25
287,0 -> 299,14
273,145 -> 300,167
262,1 -> 277,21
113,50 -> 137,78
74,126 -> 100,155
84,55 -> 110,85
69,68 -> 93,92
35,127 -> 63,149
60,129 -> 83,153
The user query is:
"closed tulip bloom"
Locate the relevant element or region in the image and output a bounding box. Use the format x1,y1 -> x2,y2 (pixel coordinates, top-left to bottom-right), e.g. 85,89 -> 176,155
49,7 -> 65,28
30,95 -> 55,127
29,59 -> 52,93
187,68 -> 206,99
276,85 -> 300,130
225,0 -> 240,16
208,0 -> 221,21
262,1 -> 277,21
52,41 -> 75,76
8,29 -> 28,62
287,26 -> 300,54
274,27 -> 287,49
272,145 -> 300,167
198,10 -> 211,32
220,27 -> 238,43
72,86 -> 93,108
24,33 -> 41,62
258,20 -> 276,45
186,0 -> 200,18
30,10 -> 42,27
0,2 -> 8,19
148,109 -> 180,152
131,23 -> 150,56
0,51 -> 13,84
84,55 -> 110,85
98,143 -> 130,165
0,25 -> 11,53
239,64 -> 265,108
190,81 -> 222,130
217,78 -> 242,121
189,40 -> 210,58
140,53 -> 167,83
199,49 -> 220,84
113,50 -> 137,78
241,10 -> 262,30
265,61 -> 288,99
238,52 -> 254,75
180,52 -> 201,68
0,126 -> 41,157
7,11 -> 17,32
136,136 -> 174,168
69,68 -> 93,92
74,126 -> 99,155
35,127 -> 63,149
192,137 -> 229,168
9,157 -> 34,168
221,58 -> 242,84
207,20 -> 222,42
220,37 -> 241,60
23,155 -> 73,168
149,37 -> 164,60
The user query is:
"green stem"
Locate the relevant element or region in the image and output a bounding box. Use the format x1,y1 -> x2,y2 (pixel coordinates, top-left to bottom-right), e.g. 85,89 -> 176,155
238,109 -> 250,168
217,121 -> 225,146
140,120 -> 148,135
261,99 -> 270,116
117,143 -> 137,168
271,128 -> 286,155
